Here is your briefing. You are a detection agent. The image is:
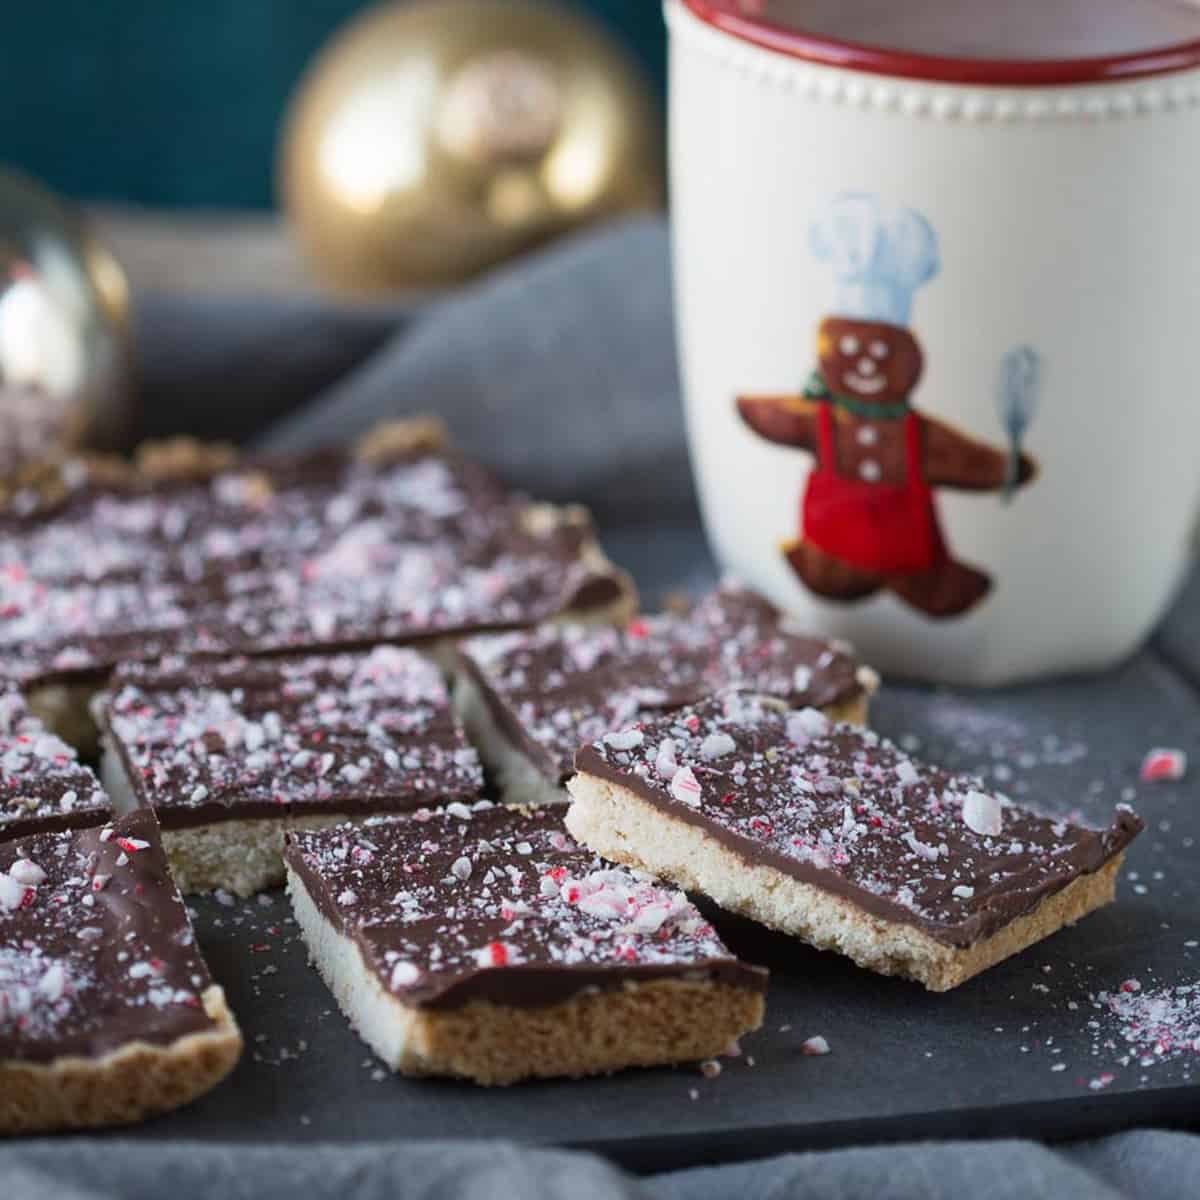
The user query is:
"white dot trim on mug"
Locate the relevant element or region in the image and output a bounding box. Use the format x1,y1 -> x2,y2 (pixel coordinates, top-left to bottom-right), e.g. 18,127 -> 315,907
664,0 -> 1200,122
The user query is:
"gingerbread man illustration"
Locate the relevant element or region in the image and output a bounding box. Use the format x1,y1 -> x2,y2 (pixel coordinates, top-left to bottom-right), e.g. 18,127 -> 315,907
737,195 -> 1037,619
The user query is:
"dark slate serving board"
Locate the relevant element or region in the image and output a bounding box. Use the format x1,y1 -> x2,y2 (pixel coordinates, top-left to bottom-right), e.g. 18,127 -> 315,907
113,538 -> 1200,1170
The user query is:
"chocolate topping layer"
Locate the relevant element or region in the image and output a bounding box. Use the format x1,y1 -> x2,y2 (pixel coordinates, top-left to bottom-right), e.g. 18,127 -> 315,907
574,694 -> 1143,948
0,809 -> 220,1062
101,647 -> 484,830
284,804 -> 767,1010
0,685 -> 110,843
0,436 -> 624,688
460,581 -> 866,783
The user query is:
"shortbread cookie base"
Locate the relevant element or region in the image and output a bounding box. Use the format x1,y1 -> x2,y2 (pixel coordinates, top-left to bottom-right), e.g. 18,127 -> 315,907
287,865 -> 764,1085
0,985 -> 242,1134
164,815 -> 356,897
565,773 -> 1124,992
813,692 -> 870,728
101,749 -> 354,897
452,671 -> 571,808
516,501 -> 638,629
28,680 -> 103,759
454,669 -> 872,809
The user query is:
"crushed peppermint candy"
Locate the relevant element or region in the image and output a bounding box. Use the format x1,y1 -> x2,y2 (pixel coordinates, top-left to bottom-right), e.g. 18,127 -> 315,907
0,874 -> 27,912
101,647 -> 484,827
786,708 -> 830,748
576,694 -> 1141,945
700,732 -> 737,761
284,805 -> 765,1011
1103,978 -> 1200,1068
459,580 -> 866,785
1139,748 -> 1187,783
1,812 -> 218,1061
390,961 -> 421,990
8,859 -> 45,887
0,440 -> 626,687
670,766 -> 703,808
603,728 -> 644,752
0,685 -> 111,839
962,791 -> 1003,838
801,1036 -> 831,1056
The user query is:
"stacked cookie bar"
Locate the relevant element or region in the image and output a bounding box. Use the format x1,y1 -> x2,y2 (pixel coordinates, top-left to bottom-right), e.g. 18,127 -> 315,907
284,804 -> 766,1085
97,647 -> 486,897
0,808 -> 242,1133
0,417 -> 634,751
1,418 -> 645,1123
566,693 -> 1141,992
455,581 -> 877,806
0,417 -> 1144,1118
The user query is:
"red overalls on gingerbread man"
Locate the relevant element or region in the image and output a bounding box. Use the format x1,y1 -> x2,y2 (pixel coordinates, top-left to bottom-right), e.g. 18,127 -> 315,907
737,195 -> 1036,618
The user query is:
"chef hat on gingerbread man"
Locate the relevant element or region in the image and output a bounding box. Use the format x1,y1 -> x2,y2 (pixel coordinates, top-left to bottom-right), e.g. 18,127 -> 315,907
810,193 -> 939,328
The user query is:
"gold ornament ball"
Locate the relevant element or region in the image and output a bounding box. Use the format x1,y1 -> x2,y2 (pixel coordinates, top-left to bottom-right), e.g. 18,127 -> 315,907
279,0 -> 664,290
0,168 -> 133,474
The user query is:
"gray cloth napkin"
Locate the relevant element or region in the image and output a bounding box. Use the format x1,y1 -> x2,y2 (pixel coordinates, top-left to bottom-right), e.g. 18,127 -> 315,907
2,1130 -> 1193,1200
5,216 -> 1196,1197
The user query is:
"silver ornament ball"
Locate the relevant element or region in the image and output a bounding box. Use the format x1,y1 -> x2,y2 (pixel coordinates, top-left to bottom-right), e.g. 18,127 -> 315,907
0,168 -> 133,476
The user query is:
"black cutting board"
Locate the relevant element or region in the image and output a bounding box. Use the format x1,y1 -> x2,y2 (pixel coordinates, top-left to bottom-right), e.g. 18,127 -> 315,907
109,637 -> 1199,1171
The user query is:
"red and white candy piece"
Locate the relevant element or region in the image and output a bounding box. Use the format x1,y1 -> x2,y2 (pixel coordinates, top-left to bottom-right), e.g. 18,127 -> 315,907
475,941 -> 511,968
9,859 -> 46,886
670,765 -> 703,808
0,873 -> 30,911
1139,748 -> 1187,783
962,790 -> 1003,837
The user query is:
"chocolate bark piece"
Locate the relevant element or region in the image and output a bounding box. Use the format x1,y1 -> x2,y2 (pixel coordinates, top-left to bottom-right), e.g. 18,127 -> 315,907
0,684 -> 110,843
567,693 -> 1143,991
0,808 -> 242,1133
0,417 -> 634,704
455,580 -> 875,805
283,803 -> 766,1084
98,645 -> 487,898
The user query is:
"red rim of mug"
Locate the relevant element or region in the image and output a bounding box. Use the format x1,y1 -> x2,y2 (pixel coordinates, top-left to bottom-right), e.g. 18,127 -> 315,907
678,0 -> 1200,85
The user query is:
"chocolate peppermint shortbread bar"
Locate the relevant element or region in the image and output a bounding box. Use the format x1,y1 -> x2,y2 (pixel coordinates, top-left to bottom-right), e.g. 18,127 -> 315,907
0,417 -> 634,749
284,804 -> 766,1085
566,694 -> 1142,991
0,808 -> 242,1133
97,646 -> 485,897
456,581 -> 877,806
0,684 -> 110,844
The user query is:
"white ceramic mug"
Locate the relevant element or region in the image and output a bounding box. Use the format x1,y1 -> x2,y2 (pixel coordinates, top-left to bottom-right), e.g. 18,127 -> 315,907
668,0 -> 1200,684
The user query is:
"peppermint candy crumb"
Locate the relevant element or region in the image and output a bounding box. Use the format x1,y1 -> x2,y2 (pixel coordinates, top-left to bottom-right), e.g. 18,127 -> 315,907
476,941 -> 510,968
700,732 -> 736,761
670,766 -> 703,808
9,859 -> 46,886
390,961 -> 420,990
962,790 -> 1003,837
1140,748 -> 1186,783
603,728 -> 644,751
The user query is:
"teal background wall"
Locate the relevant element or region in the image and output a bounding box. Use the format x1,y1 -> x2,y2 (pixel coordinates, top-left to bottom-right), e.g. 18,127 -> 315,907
0,0 -> 665,209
